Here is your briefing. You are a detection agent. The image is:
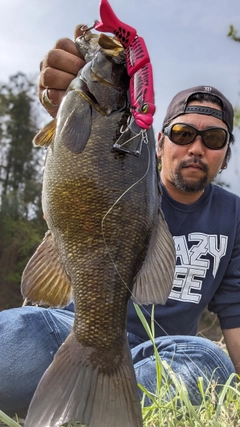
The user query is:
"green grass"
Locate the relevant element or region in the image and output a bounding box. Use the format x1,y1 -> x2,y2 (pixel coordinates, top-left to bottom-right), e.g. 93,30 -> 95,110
1,305 -> 240,426
1,373 -> 240,427
139,366 -> 240,426
0,411 -> 22,427
136,303 -> 240,426
1,371 -> 239,427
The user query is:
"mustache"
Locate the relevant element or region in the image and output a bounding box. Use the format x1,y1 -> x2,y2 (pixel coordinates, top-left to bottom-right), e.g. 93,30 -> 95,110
177,157 -> 208,173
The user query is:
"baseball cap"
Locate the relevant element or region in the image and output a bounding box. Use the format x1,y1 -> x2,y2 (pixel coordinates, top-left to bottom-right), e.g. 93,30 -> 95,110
162,85 -> 234,133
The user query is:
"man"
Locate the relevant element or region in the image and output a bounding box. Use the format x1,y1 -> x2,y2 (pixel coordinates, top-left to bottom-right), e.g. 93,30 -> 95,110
0,27 -> 239,417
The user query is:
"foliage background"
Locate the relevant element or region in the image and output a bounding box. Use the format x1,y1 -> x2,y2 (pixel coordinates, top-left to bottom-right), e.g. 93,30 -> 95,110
0,73 -> 47,310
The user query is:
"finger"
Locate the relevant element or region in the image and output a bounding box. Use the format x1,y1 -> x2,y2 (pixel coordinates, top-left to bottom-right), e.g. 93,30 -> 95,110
41,49 -> 85,77
38,88 -> 66,118
54,37 -> 83,58
47,89 -> 65,105
39,67 -> 76,91
39,67 -> 77,117
40,38 -> 83,74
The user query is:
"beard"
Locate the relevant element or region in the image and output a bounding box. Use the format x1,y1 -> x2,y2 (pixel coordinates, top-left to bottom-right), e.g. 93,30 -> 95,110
172,157 -> 209,193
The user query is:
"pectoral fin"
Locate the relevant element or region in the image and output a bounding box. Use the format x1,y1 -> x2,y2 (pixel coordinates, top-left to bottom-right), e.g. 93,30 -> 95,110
21,231 -> 73,307
132,209 -> 176,305
57,90 -> 92,154
33,119 -> 56,147
60,103 -> 92,153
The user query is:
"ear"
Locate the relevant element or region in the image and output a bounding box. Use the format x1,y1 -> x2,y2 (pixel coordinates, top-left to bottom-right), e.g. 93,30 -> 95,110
219,158 -> 227,172
157,131 -> 163,160
220,146 -> 230,172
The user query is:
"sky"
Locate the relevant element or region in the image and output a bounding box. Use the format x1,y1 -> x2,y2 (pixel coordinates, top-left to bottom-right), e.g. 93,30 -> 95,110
0,0 -> 240,195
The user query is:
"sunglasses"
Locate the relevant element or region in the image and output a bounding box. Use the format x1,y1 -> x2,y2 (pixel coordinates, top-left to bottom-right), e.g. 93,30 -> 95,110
163,123 -> 230,150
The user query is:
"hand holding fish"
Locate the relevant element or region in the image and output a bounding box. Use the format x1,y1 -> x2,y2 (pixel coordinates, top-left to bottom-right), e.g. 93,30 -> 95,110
39,0 -> 156,130
39,26 -> 87,117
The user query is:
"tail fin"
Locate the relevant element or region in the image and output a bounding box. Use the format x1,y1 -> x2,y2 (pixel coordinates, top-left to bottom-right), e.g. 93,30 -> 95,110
24,332 -> 142,427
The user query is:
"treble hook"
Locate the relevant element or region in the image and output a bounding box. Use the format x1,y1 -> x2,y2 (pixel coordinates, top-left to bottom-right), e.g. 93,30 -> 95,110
78,21 -> 99,38
113,116 -> 149,156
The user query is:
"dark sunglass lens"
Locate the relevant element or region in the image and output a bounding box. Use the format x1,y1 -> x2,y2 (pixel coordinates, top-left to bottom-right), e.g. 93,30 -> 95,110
171,124 -> 196,145
203,129 -> 227,149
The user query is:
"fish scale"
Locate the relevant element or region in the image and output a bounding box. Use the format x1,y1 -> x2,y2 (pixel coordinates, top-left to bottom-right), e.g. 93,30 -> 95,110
22,33 -> 176,427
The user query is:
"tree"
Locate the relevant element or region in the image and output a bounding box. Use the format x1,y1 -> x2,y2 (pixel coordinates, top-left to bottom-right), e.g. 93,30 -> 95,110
228,25 -> 240,42
0,73 -> 47,309
0,72 -> 45,220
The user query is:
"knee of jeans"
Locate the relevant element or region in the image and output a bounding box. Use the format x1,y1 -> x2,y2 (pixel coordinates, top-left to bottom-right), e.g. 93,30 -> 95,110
175,336 -> 235,384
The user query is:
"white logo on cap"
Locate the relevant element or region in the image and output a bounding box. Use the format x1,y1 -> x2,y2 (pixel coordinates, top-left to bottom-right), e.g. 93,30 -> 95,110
204,86 -> 212,91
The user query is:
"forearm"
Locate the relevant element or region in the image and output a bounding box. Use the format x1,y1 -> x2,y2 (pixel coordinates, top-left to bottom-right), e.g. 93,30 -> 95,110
222,327 -> 240,374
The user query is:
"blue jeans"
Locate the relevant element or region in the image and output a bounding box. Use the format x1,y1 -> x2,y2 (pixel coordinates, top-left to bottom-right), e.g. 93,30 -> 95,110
0,306 -> 235,417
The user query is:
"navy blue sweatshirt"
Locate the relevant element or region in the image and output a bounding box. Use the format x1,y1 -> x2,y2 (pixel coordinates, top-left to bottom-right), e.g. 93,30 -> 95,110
127,182 -> 240,340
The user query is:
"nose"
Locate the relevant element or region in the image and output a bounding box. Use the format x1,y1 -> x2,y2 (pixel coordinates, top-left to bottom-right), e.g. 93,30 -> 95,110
187,135 -> 205,157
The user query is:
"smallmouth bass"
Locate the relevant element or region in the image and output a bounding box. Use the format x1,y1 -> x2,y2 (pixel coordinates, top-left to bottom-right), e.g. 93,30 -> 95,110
22,32 -> 175,427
